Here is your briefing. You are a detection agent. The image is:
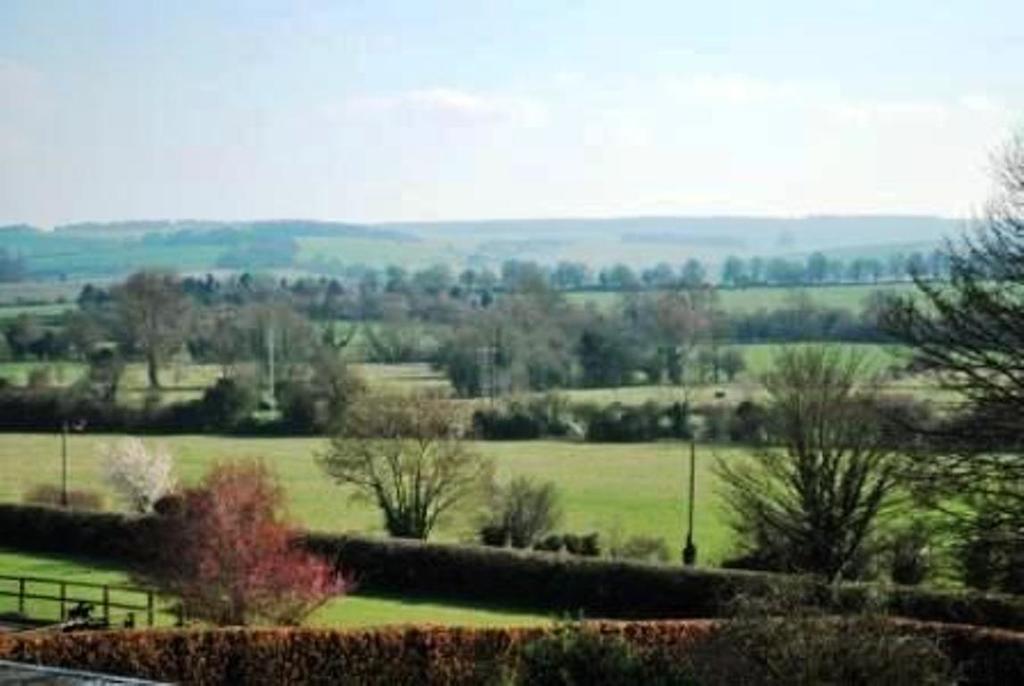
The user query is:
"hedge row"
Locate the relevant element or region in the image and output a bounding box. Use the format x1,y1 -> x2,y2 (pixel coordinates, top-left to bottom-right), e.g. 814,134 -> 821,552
0,621 -> 1021,685
5,503 -> 1024,630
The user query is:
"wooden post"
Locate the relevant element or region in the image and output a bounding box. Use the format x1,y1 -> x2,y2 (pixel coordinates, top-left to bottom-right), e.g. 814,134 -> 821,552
146,592 -> 154,627
102,585 -> 110,625
59,581 -> 66,621
17,578 -> 25,615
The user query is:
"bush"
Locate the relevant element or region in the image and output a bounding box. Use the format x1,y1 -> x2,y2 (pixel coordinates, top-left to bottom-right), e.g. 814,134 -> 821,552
480,477 -> 563,549
101,438 -> 175,513
583,401 -> 690,443
200,377 -> 257,431
727,400 -> 766,443
22,485 -> 104,511
26,366 -> 53,389
889,522 -> 933,586
611,535 -> 671,564
472,395 -> 572,440
515,622 -> 694,686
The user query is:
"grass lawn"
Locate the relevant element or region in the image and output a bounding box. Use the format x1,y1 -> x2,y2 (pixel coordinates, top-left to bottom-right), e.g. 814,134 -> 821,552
0,548 -> 548,628
0,434 -> 735,565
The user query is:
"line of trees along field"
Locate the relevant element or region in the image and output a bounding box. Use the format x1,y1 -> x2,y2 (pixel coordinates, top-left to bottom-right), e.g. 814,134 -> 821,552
1,267 -> 897,390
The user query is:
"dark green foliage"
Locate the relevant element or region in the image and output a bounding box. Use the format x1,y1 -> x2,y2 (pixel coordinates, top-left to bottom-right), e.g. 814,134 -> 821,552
516,623 -> 695,686
22,484 -> 104,511
727,400 -> 767,443
888,522 -> 933,586
471,395 -> 572,440
200,377 -> 257,431
611,535 -> 671,563
688,594 -> 954,686
583,401 -> 690,442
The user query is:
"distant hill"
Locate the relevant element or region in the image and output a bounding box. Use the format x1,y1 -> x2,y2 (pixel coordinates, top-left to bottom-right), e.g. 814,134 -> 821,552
381,215 -> 964,255
0,214 -> 965,280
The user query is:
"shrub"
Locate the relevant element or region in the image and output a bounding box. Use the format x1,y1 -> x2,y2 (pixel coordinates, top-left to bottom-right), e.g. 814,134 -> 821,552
200,377 -> 257,431
688,593 -> 954,686
515,622 -> 694,686
727,400 -> 766,443
22,484 -> 104,511
563,533 -> 601,557
583,401 -> 690,443
147,461 -> 347,625
101,438 -> 176,513
889,522 -> 933,586
26,366 -> 53,389
480,477 -> 563,549
533,534 -> 564,553
472,395 -> 573,440
472,407 -> 544,440
611,535 -> 671,564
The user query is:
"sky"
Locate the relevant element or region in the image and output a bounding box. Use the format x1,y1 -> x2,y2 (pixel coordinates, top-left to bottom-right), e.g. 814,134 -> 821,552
0,0 -> 1021,228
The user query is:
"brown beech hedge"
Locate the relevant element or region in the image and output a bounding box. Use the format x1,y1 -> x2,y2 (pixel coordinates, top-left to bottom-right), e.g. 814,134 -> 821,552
5,503 -> 1024,630
0,621 -> 1022,685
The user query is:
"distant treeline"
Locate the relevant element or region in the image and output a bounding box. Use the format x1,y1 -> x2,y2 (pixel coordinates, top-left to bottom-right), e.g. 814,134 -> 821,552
1,264 -> 903,408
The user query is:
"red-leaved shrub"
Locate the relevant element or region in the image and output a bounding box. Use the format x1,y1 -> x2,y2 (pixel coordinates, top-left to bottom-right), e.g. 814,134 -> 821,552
148,460 -> 347,626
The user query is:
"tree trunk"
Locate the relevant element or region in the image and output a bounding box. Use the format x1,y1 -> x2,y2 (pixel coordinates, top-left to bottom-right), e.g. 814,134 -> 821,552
147,350 -> 161,388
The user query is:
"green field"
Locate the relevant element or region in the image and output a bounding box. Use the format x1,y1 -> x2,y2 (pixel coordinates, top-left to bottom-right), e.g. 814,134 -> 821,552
0,341 -> 910,402
567,282 -> 918,314
0,549 -> 548,628
0,434 -> 733,565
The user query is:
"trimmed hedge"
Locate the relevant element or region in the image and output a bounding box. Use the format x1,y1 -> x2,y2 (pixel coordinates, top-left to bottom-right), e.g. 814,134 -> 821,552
5,503 -> 1024,630
0,621 -> 1021,685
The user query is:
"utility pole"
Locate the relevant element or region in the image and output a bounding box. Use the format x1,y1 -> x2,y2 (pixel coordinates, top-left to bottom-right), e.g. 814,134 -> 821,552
266,322 -> 277,411
59,419 -> 85,507
60,420 -> 68,507
682,438 -> 697,565
477,343 -> 495,405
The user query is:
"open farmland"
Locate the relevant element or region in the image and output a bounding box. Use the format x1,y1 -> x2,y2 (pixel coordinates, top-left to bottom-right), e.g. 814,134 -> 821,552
566,281 -> 918,313
0,434 -> 734,565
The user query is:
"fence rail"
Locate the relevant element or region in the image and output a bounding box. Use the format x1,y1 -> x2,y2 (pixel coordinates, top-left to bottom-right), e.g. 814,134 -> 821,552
0,574 -> 178,628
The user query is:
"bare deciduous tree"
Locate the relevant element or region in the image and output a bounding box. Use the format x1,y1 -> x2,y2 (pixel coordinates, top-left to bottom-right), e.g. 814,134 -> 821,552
112,270 -> 190,388
883,132 -> 1024,590
317,393 -> 492,539
717,346 -> 901,582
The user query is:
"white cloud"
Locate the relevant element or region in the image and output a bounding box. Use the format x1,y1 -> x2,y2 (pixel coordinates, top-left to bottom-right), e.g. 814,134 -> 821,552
348,87 -> 547,127
663,71 -> 1012,129
959,94 -> 1003,113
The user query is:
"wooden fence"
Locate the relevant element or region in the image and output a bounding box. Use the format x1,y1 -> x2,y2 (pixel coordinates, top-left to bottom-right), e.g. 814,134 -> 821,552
0,574 -> 180,628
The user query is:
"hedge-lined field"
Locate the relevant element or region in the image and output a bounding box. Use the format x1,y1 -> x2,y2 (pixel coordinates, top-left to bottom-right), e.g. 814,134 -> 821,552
6,504 -> 1023,632
0,549 -> 548,629
0,434 -> 735,563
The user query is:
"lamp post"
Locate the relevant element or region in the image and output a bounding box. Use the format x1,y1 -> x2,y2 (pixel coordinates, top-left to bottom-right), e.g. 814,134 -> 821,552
682,438 -> 697,565
60,418 -> 86,508
61,421 -> 68,507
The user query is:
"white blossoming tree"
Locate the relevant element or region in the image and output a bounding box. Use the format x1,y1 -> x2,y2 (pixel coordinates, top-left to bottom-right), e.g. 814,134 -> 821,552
101,438 -> 176,513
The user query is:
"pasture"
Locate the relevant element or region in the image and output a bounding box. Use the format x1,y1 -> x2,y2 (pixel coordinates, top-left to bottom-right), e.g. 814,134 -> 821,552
0,342 -> 913,407
567,281 -> 916,313
0,434 -> 735,565
0,549 -> 549,628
